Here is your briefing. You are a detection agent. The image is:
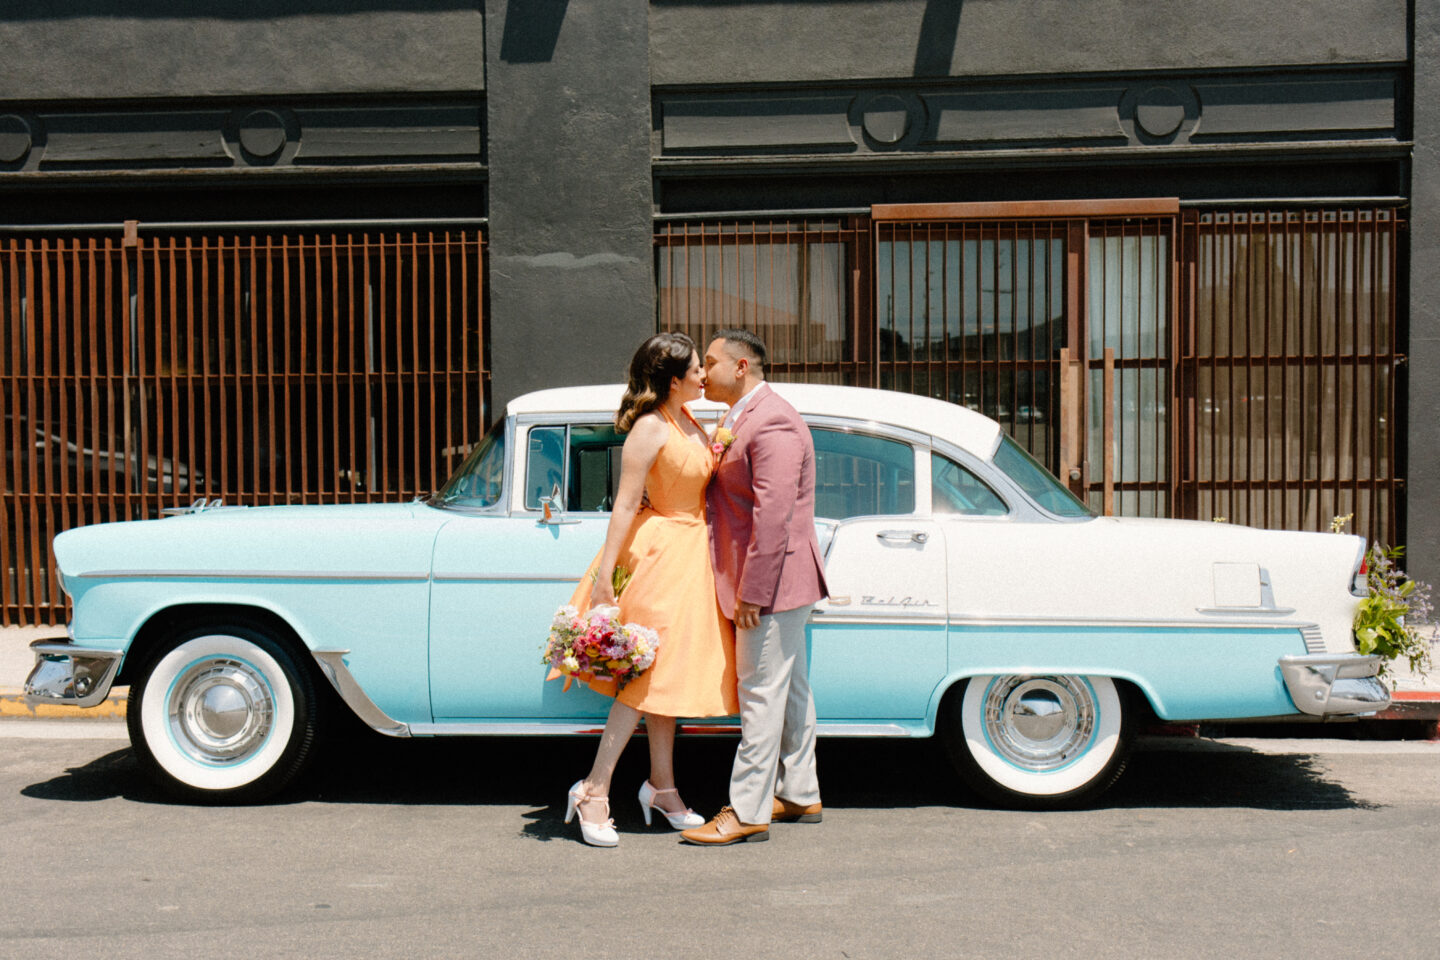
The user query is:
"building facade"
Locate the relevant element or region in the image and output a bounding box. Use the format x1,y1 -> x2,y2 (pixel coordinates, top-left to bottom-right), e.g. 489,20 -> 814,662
1,1 -> 1435,624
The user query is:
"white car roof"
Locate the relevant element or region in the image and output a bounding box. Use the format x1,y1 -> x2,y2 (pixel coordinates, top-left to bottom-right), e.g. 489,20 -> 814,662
507,382 -> 1004,460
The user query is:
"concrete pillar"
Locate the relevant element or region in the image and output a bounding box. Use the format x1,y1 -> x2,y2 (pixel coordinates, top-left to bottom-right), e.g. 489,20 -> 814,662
1409,3 -> 1440,587
483,0 -> 655,419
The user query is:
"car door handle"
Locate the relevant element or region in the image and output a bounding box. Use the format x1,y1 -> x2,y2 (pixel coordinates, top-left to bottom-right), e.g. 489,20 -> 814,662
876,530 -> 928,544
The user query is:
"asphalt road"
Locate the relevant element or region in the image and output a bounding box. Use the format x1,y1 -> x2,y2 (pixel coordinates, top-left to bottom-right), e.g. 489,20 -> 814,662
2,726 -> 1437,960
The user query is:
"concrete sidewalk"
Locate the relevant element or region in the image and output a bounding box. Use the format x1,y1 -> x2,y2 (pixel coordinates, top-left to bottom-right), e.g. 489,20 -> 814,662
2,624 -> 1436,726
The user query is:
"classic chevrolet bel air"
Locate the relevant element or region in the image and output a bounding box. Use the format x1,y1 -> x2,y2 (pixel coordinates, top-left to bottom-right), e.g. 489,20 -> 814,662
27,384 -> 1389,808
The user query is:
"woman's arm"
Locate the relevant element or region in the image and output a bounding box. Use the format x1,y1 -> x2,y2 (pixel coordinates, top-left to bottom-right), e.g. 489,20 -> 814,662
590,413 -> 668,607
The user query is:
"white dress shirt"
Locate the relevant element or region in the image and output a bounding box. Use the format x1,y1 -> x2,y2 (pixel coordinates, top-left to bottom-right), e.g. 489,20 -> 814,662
722,382 -> 765,431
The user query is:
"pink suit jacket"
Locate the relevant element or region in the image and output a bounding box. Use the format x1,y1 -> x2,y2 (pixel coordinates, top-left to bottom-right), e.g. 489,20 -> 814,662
706,383 -> 829,619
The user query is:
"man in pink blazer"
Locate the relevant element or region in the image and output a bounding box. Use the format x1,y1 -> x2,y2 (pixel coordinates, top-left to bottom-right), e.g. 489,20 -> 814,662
682,329 -> 829,845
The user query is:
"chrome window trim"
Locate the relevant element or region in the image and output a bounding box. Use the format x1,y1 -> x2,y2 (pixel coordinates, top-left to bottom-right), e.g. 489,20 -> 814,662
508,412 -> 938,520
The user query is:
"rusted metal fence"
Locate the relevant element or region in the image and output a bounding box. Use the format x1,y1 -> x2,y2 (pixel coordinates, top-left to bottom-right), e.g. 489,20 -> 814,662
1177,208 -> 1403,545
655,203 -> 1403,547
1,228 -> 486,625
872,216 -> 1071,470
655,218 -> 874,385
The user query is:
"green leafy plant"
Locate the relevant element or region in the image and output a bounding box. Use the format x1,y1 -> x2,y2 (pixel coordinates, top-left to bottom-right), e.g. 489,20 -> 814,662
1352,544 -> 1434,683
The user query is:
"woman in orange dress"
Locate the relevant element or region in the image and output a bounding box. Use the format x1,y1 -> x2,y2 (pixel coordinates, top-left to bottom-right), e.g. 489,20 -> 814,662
562,332 -> 739,847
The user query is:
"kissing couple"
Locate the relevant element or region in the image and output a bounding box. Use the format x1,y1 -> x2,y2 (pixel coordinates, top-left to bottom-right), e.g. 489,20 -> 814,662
558,328 -> 829,846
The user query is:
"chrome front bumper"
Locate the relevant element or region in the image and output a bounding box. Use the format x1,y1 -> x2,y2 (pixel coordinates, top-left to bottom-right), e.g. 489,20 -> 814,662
24,639 -> 124,708
1278,653 -> 1390,717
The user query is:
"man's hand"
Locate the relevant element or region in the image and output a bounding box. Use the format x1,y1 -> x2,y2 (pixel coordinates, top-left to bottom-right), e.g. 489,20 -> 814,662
735,600 -> 762,631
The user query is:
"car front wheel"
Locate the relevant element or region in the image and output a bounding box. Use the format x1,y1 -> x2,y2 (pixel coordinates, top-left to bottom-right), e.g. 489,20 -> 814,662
127,621 -> 320,804
943,674 -> 1132,809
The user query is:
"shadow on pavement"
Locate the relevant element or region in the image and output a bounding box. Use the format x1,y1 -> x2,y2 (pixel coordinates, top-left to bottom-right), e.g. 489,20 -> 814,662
20,732 -> 1371,814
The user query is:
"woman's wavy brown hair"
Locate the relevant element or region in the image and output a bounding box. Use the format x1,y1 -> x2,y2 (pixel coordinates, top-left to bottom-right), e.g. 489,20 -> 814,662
615,332 -> 698,433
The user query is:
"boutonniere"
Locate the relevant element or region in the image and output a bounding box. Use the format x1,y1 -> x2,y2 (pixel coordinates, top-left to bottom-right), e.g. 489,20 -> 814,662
711,426 -> 736,457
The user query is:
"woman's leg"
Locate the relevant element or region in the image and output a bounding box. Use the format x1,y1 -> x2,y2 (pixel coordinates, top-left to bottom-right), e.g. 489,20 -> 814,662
642,713 -> 690,815
578,699 -> 641,821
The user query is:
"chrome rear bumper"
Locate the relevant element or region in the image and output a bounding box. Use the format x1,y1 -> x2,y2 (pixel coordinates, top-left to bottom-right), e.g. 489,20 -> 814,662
1278,653 -> 1390,717
24,639 -> 124,708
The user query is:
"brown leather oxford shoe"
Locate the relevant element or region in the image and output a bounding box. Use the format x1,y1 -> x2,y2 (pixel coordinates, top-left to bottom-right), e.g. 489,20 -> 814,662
679,806 -> 769,845
772,797 -> 823,823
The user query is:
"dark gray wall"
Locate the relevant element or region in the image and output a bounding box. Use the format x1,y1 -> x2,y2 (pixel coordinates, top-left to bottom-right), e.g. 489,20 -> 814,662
484,0 -> 655,417
650,0 -> 1407,84
0,4 -> 484,98
1409,4 -> 1439,588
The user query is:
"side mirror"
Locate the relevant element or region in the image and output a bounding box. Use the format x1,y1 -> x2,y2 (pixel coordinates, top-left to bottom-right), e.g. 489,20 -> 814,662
538,483 -> 580,526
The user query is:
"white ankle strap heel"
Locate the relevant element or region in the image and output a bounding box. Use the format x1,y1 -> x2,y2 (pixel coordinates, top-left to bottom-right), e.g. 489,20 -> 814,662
565,780 -> 619,847
638,780 -> 704,829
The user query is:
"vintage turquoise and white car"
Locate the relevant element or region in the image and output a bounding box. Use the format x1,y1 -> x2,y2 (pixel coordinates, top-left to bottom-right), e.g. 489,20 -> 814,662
26,384 -> 1389,808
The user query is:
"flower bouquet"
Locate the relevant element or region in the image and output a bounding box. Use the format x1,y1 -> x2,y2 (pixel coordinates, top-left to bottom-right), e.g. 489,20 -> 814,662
543,603 -> 660,691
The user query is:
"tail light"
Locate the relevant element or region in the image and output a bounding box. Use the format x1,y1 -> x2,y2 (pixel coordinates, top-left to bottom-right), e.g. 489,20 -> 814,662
1351,543 -> 1369,596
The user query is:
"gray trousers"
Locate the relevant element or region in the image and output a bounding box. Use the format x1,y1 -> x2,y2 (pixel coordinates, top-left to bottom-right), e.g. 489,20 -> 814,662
729,604 -> 820,825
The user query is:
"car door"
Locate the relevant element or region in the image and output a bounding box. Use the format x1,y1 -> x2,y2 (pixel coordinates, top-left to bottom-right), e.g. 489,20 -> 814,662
807,424 -> 948,722
427,419 -> 620,723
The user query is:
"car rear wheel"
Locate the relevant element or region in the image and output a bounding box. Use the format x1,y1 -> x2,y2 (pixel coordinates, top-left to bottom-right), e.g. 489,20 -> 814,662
126,621 -> 320,804
943,674 -> 1132,809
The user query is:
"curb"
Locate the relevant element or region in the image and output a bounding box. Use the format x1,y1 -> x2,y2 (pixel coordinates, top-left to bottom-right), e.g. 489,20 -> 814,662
0,689 -> 127,721
1380,690 -> 1440,734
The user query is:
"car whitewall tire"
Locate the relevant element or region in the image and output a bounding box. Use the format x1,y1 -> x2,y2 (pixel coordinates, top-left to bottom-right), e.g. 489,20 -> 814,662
945,674 -> 1132,808
127,623 -> 319,803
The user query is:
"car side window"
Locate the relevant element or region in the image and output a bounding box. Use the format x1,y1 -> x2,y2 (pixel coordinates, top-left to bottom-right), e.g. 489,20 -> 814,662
810,427 -> 916,519
524,426 -> 566,510
932,453 -> 1009,517
568,423 -> 625,512
524,423 -> 626,513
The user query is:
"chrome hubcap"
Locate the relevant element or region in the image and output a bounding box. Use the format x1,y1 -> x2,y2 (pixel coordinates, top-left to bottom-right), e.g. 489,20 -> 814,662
982,676 -> 1095,771
167,657 -> 273,765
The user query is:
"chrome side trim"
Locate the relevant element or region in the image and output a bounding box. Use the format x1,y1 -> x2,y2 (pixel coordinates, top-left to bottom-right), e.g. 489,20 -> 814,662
1195,606 -> 1297,616
811,614 -> 949,627
432,573 -> 584,583
948,613 -> 1319,632
413,722 -> 615,735
72,570 -> 430,582
310,650 -> 411,737
24,640 -> 124,708
816,723 -> 912,737
1278,653 -> 1390,716
1300,625 -> 1327,654
408,721 -> 914,737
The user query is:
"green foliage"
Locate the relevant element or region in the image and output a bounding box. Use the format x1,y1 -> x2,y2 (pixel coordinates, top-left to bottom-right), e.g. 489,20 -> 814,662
1353,544 -> 1434,683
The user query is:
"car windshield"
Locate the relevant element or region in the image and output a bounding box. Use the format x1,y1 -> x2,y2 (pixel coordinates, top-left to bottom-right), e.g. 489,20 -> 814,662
992,436 -> 1093,518
431,428 -> 505,509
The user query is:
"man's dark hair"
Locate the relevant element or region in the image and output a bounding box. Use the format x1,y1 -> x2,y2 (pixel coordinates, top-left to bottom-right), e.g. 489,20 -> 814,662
712,328 -> 767,368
